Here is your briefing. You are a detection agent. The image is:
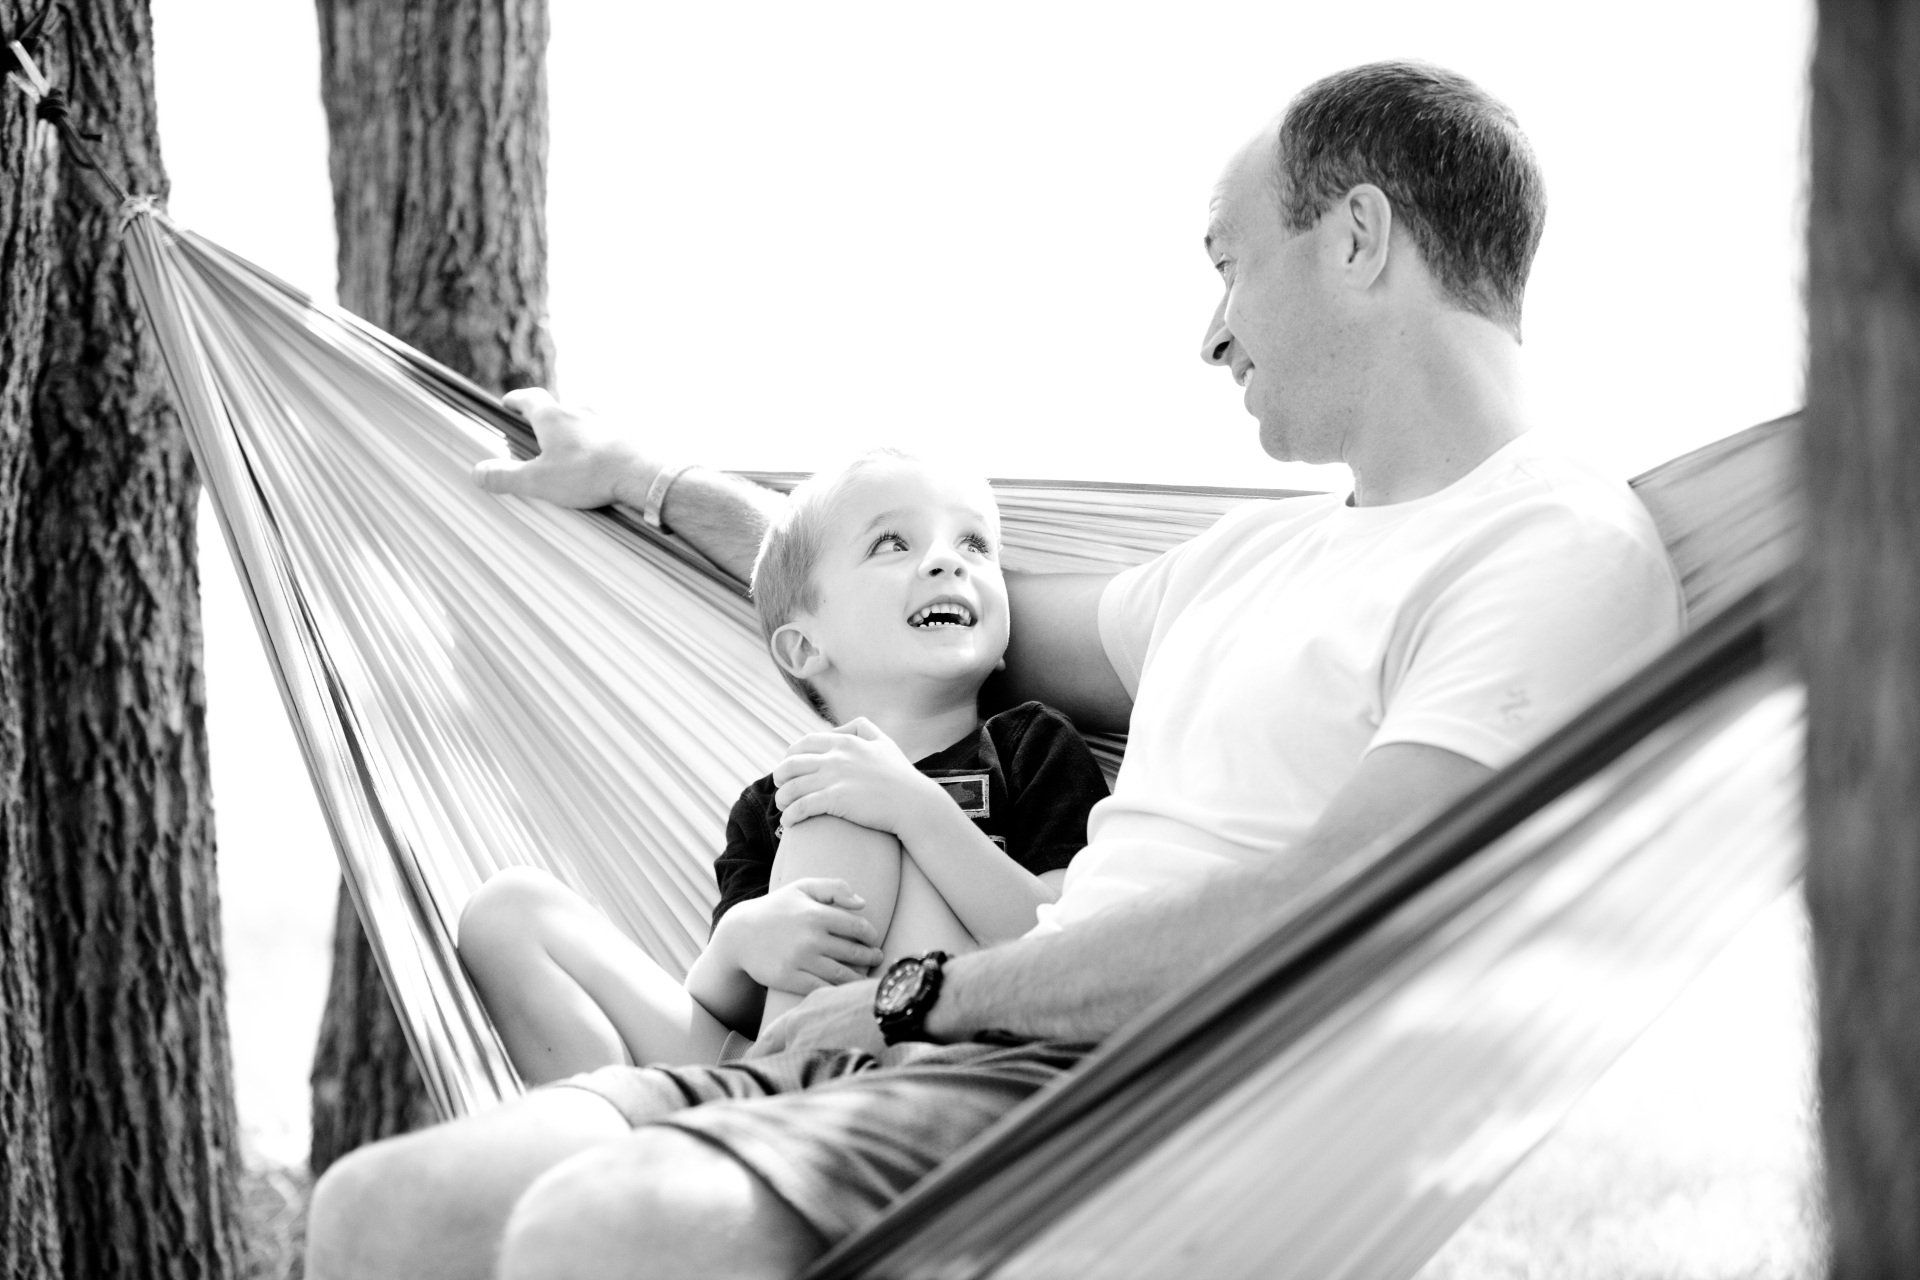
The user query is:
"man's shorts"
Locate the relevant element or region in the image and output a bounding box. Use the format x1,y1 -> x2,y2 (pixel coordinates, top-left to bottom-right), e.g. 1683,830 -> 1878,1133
554,1038 -> 1091,1243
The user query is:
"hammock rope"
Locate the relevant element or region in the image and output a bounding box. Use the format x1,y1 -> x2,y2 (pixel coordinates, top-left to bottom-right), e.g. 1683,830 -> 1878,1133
112,193 -> 1805,1278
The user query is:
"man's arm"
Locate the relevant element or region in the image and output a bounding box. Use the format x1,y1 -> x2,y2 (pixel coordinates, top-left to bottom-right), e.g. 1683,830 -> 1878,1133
751,741 -> 1492,1057
998,572 -> 1133,734
476,389 -> 784,582
925,741 -> 1492,1042
475,391 -> 1139,721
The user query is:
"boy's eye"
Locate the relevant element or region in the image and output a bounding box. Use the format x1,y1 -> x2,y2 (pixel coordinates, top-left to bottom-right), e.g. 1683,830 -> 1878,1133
963,533 -> 994,556
867,531 -> 908,554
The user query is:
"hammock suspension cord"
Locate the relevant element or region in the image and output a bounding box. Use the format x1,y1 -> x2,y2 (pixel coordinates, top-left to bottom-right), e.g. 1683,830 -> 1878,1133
4,2 -> 133,205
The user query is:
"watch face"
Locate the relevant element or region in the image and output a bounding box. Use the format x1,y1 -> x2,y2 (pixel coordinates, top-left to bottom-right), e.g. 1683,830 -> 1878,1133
875,958 -> 924,1015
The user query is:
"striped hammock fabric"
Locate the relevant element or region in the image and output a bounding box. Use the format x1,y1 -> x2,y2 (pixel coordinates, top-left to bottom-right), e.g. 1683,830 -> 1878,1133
117,198 -> 1804,1279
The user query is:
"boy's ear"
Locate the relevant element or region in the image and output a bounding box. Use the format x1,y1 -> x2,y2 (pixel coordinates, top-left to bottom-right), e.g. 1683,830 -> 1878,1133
770,621 -> 829,680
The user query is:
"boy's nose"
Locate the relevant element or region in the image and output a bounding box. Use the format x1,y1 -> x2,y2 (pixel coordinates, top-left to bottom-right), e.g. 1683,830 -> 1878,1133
922,548 -> 967,578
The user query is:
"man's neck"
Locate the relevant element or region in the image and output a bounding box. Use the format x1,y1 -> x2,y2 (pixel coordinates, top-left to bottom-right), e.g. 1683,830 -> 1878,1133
820,686 -> 983,762
1345,311 -> 1530,507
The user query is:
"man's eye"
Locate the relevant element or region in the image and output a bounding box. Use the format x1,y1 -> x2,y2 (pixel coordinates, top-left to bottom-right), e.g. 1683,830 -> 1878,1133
1214,259 -> 1232,280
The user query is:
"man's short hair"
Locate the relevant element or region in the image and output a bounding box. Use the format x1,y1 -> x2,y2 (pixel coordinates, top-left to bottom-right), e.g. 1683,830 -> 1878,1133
1278,61 -> 1546,337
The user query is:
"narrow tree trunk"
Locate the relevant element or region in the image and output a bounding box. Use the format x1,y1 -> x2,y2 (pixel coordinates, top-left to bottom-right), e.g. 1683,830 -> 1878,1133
308,0 -> 552,1172
0,3 -> 64,1272
13,4 -> 246,1278
1803,3 -> 1920,1276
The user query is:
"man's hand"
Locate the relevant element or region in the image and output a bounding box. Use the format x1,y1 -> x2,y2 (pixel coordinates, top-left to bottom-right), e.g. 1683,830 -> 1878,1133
772,719 -> 946,837
473,387 -> 661,510
718,878 -> 885,996
749,978 -> 885,1058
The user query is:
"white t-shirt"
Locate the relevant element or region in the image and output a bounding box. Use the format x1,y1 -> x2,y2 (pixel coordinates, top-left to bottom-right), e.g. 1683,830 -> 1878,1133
1031,433 -> 1685,933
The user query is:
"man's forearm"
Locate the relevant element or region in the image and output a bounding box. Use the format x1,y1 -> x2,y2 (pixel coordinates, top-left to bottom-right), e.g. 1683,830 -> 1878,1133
922,846 -> 1341,1044
650,465 -> 790,583
918,742 -> 1489,1044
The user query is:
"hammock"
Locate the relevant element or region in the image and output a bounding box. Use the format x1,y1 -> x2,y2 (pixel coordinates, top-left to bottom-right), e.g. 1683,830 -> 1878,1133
117,201 -> 1803,1278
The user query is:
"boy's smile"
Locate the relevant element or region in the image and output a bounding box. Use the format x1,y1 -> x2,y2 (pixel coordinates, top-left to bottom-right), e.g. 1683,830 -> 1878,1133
778,459 -> 1010,715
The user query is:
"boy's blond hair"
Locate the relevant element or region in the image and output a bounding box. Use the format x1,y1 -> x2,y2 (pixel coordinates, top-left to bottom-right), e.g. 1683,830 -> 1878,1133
749,449 -> 997,716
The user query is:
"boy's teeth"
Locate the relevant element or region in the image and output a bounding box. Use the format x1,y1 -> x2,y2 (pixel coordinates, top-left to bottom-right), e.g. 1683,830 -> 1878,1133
910,603 -> 975,628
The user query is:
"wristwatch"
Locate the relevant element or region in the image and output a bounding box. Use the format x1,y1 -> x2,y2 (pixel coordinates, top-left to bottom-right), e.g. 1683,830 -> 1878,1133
874,950 -> 949,1045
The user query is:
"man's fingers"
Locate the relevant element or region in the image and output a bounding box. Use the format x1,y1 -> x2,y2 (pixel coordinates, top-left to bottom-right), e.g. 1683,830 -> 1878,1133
471,456 -> 530,494
501,386 -> 556,418
798,958 -> 866,987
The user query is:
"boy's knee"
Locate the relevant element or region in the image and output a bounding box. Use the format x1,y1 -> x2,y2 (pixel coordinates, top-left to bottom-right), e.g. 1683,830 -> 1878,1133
458,865 -> 569,953
500,1128 -> 825,1280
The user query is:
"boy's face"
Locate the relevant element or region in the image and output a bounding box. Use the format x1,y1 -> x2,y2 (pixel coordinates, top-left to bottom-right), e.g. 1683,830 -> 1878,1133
786,460 -> 1010,705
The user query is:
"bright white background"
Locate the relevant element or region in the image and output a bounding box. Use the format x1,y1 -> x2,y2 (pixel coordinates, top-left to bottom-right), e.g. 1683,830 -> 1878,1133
146,2 -> 1812,1165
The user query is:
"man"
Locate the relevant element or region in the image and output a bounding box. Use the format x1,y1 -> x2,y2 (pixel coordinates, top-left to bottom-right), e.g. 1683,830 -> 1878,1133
305,61 -> 1682,1280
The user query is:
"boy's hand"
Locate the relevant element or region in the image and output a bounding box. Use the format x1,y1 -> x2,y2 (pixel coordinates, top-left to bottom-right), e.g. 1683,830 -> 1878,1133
772,719 -> 946,836
473,388 -> 661,511
720,878 -> 885,995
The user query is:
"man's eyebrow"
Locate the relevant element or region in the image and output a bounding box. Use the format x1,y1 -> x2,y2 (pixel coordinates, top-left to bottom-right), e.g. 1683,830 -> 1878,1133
1204,219 -> 1232,256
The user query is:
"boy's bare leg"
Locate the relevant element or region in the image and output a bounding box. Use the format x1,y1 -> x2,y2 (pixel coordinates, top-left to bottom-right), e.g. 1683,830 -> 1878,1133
879,853 -> 978,964
459,866 -> 732,1083
761,815 -> 901,1027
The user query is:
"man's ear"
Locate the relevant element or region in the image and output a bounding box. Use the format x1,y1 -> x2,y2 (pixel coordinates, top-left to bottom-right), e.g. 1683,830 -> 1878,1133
1339,184 -> 1393,289
770,621 -> 829,681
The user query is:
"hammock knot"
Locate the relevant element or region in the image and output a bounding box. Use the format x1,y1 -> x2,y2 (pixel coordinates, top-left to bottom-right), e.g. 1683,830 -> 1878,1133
116,193 -> 165,238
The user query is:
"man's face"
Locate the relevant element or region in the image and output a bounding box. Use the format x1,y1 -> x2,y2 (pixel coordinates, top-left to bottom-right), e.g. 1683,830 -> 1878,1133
1200,127 -> 1348,463
789,461 -> 1010,705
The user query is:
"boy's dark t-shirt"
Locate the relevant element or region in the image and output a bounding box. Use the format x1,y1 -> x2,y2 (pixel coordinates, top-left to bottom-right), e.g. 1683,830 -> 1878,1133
710,700 -> 1110,931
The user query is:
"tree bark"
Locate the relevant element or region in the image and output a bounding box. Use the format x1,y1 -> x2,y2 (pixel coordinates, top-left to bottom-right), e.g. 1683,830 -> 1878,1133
0,3 -> 64,1273
308,0 -> 552,1173
2,2 -> 246,1278
1803,3 -> 1920,1276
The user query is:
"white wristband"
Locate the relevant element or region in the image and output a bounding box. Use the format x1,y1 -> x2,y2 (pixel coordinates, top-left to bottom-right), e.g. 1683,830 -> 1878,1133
640,463 -> 692,532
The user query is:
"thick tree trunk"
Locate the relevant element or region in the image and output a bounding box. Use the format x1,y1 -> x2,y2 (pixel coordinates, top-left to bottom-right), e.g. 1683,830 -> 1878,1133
2,2 -> 245,1278
1803,3 -> 1920,1277
0,4 -> 63,1273
308,0 -> 552,1172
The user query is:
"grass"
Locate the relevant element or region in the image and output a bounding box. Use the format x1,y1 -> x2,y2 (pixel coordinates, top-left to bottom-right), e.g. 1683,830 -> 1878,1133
238,1159 -> 310,1280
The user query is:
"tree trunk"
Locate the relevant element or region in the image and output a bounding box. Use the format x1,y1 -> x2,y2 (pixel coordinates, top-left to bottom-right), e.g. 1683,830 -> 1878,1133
1803,3 -> 1920,1276
3,2 -> 245,1278
308,0 -> 552,1173
0,3 -> 64,1272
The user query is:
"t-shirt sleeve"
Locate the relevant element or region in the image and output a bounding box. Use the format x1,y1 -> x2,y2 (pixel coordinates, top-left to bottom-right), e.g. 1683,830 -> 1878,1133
710,783 -> 778,934
1002,704 -> 1111,874
1370,509 -> 1685,767
1097,502 -> 1267,697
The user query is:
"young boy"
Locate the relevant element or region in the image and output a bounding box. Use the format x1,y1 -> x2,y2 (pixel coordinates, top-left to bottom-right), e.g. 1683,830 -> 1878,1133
457,451 -> 1109,1083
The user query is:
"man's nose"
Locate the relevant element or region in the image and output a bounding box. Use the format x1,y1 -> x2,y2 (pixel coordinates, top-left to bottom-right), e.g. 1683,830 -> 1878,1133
1201,296 -> 1233,365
